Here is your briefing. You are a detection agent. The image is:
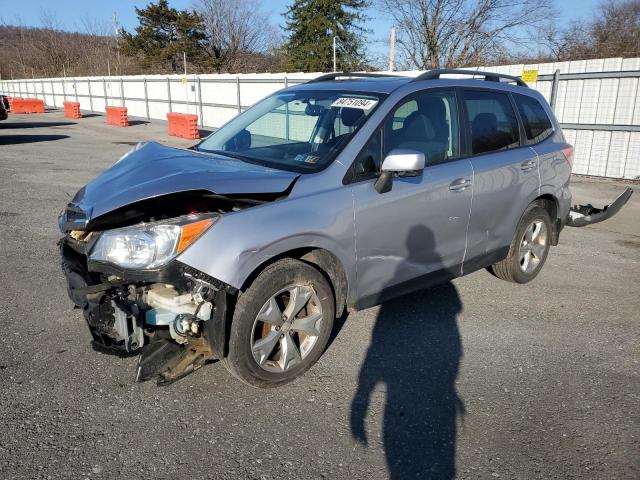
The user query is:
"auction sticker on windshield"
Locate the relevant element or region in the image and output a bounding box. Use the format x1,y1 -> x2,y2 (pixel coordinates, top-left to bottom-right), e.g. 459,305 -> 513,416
331,97 -> 378,110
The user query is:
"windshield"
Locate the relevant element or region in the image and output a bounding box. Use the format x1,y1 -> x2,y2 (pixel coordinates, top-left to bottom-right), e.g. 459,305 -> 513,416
197,89 -> 385,173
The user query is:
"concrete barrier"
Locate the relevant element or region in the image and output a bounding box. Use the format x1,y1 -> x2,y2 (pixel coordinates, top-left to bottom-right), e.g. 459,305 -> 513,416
63,101 -> 81,119
106,106 -> 128,127
167,112 -> 199,139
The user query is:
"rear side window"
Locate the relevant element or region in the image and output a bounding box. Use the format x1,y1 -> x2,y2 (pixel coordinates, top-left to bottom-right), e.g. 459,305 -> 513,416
513,93 -> 553,144
463,90 -> 520,155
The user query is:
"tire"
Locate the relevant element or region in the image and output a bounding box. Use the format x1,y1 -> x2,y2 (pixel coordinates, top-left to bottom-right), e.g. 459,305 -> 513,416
488,202 -> 552,284
223,258 -> 335,388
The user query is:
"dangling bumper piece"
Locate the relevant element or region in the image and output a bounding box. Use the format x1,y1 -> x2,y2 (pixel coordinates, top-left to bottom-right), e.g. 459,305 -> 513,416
567,187 -> 633,227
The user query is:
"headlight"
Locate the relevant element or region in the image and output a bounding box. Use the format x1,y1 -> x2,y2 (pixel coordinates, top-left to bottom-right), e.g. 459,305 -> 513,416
89,215 -> 217,269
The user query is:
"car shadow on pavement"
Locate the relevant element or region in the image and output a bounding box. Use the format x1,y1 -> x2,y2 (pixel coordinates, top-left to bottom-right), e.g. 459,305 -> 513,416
0,121 -> 76,128
0,134 -> 70,145
351,226 -> 464,479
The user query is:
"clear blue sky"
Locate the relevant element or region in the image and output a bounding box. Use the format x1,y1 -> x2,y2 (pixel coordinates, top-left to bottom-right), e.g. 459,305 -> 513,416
1,0 -> 601,63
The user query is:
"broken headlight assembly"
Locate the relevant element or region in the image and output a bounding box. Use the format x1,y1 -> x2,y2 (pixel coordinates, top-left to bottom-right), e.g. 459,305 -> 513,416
89,214 -> 218,269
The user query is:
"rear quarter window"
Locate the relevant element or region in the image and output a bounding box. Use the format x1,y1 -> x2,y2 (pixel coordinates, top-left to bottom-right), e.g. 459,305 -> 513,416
513,93 -> 554,144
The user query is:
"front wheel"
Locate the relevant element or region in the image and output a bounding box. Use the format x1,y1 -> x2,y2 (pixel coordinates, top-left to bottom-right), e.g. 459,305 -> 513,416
488,203 -> 552,283
223,258 -> 335,388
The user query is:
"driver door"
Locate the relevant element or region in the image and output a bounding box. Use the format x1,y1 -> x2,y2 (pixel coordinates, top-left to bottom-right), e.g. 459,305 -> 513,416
350,89 -> 474,307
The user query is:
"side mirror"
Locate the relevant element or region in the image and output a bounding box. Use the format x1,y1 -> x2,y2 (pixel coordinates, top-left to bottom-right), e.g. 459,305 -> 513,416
224,128 -> 251,151
375,149 -> 425,193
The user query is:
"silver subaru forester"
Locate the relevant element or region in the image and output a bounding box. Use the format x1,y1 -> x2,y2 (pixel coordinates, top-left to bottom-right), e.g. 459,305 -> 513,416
59,70 -> 632,387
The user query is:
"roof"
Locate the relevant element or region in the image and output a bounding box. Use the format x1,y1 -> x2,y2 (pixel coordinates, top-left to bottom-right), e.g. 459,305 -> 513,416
290,76 -> 412,94
287,70 -> 532,95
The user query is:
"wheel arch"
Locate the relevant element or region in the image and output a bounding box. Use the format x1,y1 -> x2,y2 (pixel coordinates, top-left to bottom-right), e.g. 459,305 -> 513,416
533,193 -> 560,245
240,247 -> 349,318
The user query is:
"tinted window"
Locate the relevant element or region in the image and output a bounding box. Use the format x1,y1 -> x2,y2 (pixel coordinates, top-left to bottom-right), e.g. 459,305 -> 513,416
464,90 -> 520,155
385,90 -> 459,165
514,93 -> 553,143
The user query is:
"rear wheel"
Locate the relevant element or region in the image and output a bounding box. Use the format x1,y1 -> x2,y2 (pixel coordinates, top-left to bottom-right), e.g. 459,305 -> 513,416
223,258 -> 334,388
489,203 -> 552,283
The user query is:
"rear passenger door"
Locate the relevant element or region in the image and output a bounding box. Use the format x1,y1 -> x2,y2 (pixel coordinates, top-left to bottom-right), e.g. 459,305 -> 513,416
462,88 -> 540,272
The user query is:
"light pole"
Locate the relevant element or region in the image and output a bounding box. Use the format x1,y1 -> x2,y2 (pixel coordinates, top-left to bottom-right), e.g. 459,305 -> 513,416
389,27 -> 396,72
333,36 -> 337,72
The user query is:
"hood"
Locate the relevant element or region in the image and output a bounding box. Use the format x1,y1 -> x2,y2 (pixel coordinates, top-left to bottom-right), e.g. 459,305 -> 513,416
61,142 -> 299,230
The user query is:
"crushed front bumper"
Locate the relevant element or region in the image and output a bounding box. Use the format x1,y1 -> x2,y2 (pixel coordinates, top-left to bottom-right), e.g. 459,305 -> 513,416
59,236 -> 235,384
567,187 -> 633,227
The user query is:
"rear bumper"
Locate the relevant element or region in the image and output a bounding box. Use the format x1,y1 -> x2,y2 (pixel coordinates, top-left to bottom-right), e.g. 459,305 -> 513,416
567,187 -> 633,227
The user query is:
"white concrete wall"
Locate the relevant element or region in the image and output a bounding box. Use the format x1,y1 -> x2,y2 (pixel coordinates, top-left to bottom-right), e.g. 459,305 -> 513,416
2,58 -> 639,179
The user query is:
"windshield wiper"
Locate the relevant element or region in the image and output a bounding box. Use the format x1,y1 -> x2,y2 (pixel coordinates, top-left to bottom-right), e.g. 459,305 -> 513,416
198,148 -> 254,162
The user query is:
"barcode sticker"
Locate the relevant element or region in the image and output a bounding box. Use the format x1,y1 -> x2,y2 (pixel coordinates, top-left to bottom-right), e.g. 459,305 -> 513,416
331,97 -> 378,110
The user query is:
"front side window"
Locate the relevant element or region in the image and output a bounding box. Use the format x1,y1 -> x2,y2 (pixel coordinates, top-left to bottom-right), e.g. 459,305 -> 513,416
391,100 -> 417,131
197,90 -> 384,173
385,90 -> 459,164
353,129 -> 383,179
464,90 -> 520,155
351,90 -> 460,179
513,93 -> 553,144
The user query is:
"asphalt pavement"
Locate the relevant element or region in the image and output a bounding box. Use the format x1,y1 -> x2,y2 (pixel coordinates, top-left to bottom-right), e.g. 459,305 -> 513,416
0,110 -> 638,479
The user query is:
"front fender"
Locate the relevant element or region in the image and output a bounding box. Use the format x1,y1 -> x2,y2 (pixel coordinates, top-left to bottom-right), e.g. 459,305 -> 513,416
176,186 -> 356,296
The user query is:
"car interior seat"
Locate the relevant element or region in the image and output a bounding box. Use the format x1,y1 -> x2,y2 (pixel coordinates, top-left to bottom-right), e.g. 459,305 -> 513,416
397,101 -> 448,164
471,112 -> 516,153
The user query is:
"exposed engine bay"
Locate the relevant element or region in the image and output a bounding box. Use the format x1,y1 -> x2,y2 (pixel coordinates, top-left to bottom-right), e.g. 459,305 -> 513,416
59,190 -> 280,385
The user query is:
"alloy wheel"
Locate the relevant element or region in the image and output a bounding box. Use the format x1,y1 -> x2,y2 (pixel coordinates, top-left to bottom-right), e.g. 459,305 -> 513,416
519,220 -> 548,274
250,284 -> 323,373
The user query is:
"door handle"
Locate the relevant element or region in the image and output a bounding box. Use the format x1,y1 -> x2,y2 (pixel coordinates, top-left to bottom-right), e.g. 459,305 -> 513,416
520,160 -> 537,171
449,178 -> 471,191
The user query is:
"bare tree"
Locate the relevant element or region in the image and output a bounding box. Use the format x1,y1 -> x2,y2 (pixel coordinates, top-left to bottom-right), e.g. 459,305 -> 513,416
0,12 -> 137,80
535,0 -> 640,62
591,0 -> 640,58
194,0 -> 281,72
535,20 -> 593,62
378,0 -> 553,69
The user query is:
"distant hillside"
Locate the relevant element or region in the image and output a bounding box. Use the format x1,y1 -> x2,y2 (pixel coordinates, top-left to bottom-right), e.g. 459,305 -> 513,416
0,25 -> 134,79
0,24 -> 281,79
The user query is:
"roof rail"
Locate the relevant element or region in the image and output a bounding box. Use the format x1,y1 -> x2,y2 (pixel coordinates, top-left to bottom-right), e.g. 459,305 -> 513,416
413,69 -> 528,87
307,72 -> 404,83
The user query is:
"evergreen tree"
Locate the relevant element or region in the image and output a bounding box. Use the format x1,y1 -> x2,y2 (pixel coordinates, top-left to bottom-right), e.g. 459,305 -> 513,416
283,0 -> 370,72
119,0 -> 207,73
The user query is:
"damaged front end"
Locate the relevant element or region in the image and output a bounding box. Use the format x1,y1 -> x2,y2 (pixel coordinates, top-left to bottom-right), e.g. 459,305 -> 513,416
57,142 -> 299,384
60,222 -> 235,385
58,195 -> 277,385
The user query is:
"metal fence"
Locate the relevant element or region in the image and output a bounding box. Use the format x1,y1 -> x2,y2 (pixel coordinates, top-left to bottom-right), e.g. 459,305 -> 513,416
1,57 -> 639,179
0,73 -> 318,129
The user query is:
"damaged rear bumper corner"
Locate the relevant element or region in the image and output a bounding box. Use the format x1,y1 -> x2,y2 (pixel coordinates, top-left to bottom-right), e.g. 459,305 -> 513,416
567,187 -> 633,228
